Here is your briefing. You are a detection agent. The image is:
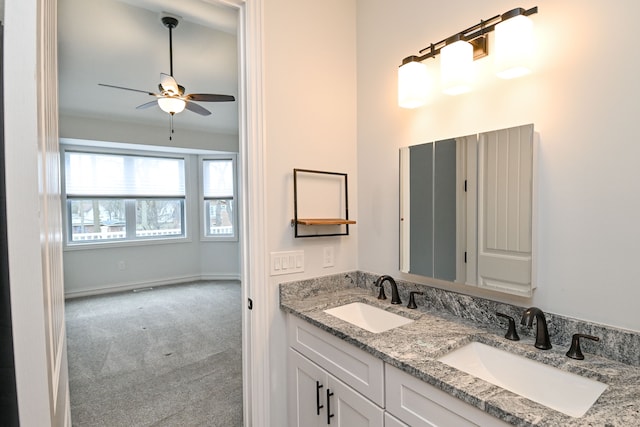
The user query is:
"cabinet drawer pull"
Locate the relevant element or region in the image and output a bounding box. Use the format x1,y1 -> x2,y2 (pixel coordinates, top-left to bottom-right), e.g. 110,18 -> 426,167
316,381 -> 324,415
326,388 -> 334,424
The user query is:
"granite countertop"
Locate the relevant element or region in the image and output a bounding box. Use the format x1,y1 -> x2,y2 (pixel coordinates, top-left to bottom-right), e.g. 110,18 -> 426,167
280,282 -> 640,427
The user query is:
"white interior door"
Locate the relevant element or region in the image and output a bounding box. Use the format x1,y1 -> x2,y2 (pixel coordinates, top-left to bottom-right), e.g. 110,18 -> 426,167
4,0 -> 70,425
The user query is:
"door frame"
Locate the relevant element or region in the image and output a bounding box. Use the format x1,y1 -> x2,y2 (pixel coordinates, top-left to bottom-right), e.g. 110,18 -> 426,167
219,0 -> 270,425
4,0 -> 270,425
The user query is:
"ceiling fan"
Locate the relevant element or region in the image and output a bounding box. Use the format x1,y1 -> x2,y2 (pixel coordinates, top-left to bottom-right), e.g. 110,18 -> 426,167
98,15 -> 235,139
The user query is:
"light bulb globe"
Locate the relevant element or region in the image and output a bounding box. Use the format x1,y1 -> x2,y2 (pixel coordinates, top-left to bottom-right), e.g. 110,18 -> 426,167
158,97 -> 186,114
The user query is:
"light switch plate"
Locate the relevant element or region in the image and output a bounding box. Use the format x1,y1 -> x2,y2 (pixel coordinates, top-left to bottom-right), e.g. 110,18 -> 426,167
270,250 -> 304,276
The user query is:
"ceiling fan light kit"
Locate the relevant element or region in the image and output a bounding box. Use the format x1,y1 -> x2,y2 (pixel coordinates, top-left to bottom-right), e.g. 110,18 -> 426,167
157,97 -> 186,114
98,15 -> 235,139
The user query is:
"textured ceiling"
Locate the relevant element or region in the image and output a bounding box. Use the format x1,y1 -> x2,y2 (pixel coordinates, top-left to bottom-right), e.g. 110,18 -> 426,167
58,0 -> 239,136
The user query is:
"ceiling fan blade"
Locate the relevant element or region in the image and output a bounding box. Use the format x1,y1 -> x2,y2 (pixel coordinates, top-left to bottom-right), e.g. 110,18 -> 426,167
98,83 -> 156,96
136,100 -> 158,110
160,73 -> 180,95
187,93 -> 235,102
185,101 -> 211,116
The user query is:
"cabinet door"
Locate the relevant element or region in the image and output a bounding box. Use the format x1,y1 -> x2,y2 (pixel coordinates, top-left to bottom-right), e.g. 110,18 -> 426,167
326,375 -> 384,427
288,348 -> 327,427
386,365 -> 511,427
384,412 -> 409,427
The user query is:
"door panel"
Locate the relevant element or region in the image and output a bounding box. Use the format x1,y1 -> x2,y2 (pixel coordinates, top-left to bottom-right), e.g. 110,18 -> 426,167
39,0 -> 69,423
4,0 -> 70,424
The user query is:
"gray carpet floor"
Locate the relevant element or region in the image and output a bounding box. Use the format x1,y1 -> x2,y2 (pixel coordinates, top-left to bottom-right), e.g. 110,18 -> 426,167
65,281 -> 243,427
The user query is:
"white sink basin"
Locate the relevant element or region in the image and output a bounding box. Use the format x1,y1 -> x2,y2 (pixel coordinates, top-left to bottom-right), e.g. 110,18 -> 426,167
324,302 -> 413,333
438,342 -> 608,418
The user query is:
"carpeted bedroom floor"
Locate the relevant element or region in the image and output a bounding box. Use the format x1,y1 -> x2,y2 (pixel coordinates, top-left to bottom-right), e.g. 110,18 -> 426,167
65,281 -> 243,427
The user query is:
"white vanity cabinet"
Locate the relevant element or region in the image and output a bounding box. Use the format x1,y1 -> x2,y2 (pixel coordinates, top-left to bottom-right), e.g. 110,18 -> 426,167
288,315 -> 384,427
287,314 -> 511,427
385,364 -> 511,427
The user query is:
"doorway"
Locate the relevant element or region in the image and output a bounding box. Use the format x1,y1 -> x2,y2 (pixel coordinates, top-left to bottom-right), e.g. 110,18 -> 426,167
59,0 -> 248,424
4,0 -> 267,424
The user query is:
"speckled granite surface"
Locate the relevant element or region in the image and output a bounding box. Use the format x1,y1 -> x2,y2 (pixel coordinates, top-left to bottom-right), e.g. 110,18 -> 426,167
354,272 -> 640,367
280,272 -> 640,427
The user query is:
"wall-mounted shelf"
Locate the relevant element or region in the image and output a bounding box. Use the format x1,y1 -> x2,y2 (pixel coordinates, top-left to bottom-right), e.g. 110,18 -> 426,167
292,169 -> 355,238
294,218 -> 357,226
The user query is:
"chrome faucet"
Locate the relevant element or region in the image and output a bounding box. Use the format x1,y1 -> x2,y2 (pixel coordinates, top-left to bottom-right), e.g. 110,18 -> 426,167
520,307 -> 552,350
375,275 -> 402,305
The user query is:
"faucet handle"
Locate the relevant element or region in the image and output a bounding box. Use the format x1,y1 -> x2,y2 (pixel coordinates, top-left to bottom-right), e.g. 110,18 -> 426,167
566,334 -> 600,360
496,312 -> 520,341
407,291 -> 424,309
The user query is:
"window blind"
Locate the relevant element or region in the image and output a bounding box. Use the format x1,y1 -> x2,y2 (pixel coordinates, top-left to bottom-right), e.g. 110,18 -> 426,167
203,159 -> 234,198
65,151 -> 185,197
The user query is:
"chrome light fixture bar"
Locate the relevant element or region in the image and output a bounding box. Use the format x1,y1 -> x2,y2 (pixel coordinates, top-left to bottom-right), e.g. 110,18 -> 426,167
398,6 -> 538,107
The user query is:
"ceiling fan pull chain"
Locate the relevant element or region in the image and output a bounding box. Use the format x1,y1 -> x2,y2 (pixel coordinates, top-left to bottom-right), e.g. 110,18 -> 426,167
169,113 -> 174,141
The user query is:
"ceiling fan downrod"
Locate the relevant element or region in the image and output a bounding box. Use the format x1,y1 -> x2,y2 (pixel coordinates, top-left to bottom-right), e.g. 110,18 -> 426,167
161,16 -> 179,77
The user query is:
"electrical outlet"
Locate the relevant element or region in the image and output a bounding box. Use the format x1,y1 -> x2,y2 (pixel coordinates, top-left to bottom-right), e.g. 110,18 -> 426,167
323,246 -> 334,268
118,260 -> 126,271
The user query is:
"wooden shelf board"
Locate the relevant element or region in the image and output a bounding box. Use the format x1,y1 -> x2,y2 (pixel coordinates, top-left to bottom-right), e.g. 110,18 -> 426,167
296,218 -> 356,226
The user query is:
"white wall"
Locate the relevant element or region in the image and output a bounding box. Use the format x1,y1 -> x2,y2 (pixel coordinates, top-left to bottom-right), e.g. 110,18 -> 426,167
356,0 -> 640,332
60,114 -> 239,152
263,0 -> 358,424
60,115 -> 241,295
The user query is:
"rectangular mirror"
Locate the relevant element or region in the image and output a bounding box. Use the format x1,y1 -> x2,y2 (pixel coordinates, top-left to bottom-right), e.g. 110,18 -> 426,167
400,124 -> 535,296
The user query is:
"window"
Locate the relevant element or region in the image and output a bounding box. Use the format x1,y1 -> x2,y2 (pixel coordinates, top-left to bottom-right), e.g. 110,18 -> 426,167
64,149 -> 187,244
202,156 -> 237,240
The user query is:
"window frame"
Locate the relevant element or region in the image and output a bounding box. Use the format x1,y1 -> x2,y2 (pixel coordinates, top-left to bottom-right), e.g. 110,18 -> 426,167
199,154 -> 238,242
61,145 -> 192,249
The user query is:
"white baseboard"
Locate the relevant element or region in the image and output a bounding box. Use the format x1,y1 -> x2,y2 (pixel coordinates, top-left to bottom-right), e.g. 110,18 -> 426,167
64,273 -> 241,299
200,273 -> 241,281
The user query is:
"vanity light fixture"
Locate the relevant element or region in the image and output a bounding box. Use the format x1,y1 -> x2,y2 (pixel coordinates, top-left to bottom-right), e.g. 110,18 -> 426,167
398,6 -> 538,107
398,57 -> 430,108
495,8 -> 535,79
441,34 -> 474,95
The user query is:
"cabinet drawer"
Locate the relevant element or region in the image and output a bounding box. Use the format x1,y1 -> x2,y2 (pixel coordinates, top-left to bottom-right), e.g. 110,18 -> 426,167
288,315 -> 384,406
386,364 -> 511,427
